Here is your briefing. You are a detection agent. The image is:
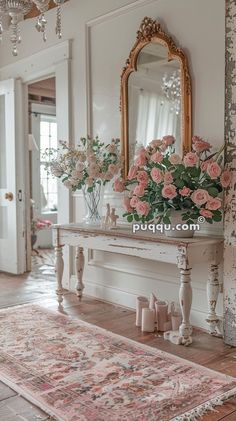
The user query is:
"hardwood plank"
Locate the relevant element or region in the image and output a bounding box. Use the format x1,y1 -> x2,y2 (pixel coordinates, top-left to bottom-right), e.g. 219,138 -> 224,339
0,383 -> 16,401
0,395 -> 49,421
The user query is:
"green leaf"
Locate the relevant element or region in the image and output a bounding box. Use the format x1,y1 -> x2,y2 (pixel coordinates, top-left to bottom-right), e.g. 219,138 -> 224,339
212,213 -> 222,222
134,214 -> 140,222
163,216 -> 171,224
175,179 -> 185,188
127,215 -> 133,223
207,187 -> 219,198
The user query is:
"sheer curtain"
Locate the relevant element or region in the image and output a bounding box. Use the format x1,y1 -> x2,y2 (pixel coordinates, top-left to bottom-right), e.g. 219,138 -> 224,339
135,90 -> 179,146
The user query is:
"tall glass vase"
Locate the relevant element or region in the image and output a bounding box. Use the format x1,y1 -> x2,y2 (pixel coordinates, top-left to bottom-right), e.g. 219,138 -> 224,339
82,184 -> 104,225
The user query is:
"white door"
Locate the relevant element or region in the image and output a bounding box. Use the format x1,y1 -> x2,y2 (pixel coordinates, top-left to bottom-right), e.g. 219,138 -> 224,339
0,79 -> 25,274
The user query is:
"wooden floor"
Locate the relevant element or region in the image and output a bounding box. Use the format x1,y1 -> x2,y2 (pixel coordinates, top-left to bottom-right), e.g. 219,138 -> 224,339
0,251 -> 236,420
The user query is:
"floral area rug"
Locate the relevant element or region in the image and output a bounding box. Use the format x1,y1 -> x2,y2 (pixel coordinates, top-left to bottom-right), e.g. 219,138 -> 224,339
0,305 -> 235,421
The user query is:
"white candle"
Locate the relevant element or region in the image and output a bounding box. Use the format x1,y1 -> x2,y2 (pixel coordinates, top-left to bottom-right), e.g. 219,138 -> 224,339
155,301 -> 168,332
136,296 -> 149,327
171,312 -> 182,331
141,308 -> 155,332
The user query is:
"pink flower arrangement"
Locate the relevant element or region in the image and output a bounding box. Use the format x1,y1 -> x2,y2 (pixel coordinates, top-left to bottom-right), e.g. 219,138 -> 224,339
31,219 -> 52,235
113,135 -> 231,224
45,136 -> 122,193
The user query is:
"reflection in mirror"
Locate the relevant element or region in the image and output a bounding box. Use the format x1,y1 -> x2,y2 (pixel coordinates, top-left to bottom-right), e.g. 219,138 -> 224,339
121,17 -> 192,178
128,43 -> 182,163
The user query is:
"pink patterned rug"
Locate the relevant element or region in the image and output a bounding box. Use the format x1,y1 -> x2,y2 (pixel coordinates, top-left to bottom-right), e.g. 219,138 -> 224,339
0,305 -> 235,421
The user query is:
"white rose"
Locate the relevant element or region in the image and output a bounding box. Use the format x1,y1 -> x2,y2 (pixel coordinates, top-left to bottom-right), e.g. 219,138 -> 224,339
63,180 -> 72,188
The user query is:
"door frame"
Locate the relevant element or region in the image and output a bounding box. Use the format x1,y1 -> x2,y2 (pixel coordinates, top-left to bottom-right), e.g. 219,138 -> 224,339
0,41 -> 72,284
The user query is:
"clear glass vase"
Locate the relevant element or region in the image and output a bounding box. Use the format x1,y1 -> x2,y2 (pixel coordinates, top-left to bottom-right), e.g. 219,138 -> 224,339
82,184 -> 104,225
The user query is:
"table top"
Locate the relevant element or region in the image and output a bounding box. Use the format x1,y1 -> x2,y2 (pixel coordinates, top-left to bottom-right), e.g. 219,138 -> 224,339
52,223 -> 223,246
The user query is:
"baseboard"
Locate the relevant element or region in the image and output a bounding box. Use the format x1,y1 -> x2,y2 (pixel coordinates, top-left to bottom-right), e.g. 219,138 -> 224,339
70,275 -> 212,331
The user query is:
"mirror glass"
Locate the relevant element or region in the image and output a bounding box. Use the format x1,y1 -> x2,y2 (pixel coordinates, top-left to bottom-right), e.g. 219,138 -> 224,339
128,43 -> 182,164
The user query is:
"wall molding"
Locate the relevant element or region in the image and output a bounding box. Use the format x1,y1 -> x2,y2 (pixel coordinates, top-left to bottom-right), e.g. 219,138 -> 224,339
84,0 -> 158,135
0,40 -> 71,82
86,0 -> 158,28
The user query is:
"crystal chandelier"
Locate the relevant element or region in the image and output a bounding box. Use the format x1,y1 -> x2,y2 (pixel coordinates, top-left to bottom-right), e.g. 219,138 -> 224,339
162,69 -> 181,115
0,0 -> 65,56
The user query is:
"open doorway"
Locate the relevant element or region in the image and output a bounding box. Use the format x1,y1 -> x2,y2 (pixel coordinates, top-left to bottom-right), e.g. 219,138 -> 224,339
28,77 -> 57,268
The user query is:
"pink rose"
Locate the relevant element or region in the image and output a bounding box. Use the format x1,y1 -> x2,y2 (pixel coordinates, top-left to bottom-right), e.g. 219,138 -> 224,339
133,184 -> 145,197
192,136 -> 212,153
137,171 -> 149,184
184,152 -> 199,167
104,172 -> 113,181
135,155 -> 147,167
206,197 -> 222,210
163,135 -> 175,146
130,196 -> 139,208
86,177 -> 94,187
200,208 -> 213,219
76,162 -> 84,172
123,197 -> 132,213
151,168 -> 163,184
151,152 -> 163,163
150,139 -> 162,148
162,184 -> 177,199
113,178 -> 125,193
160,143 -> 168,152
140,179 -> 149,189
108,163 -> 118,174
201,159 -> 213,172
128,165 -> 138,180
207,162 -> 221,179
169,154 -> 182,165
136,201 -> 150,216
191,189 -> 209,206
220,169 -> 232,188
164,171 -> 173,184
135,148 -> 147,167
179,187 -> 191,197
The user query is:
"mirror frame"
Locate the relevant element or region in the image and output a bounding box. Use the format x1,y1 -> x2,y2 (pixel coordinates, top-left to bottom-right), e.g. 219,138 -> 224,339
121,17 -> 192,177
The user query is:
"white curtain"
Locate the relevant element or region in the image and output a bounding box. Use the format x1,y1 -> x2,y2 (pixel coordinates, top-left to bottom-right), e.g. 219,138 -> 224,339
135,90 -> 179,147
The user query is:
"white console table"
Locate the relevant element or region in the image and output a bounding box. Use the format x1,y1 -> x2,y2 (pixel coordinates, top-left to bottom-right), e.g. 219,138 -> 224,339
52,224 -> 223,346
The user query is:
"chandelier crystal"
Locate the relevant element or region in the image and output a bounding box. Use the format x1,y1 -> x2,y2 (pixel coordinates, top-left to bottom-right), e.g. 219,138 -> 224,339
162,69 -> 181,115
0,0 -> 65,56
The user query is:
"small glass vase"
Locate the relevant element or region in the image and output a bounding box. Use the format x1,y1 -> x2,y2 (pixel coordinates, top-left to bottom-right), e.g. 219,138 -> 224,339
82,184 -> 104,225
164,209 -> 195,238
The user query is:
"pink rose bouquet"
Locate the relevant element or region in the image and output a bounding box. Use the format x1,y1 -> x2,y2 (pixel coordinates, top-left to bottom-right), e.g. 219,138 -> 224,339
44,136 -> 122,193
113,135 -> 231,225
31,219 -> 52,235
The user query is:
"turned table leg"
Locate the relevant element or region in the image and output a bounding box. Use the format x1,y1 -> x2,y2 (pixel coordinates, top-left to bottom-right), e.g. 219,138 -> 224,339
55,246 -> 64,305
206,264 -> 222,336
179,268 -> 193,346
75,247 -> 85,301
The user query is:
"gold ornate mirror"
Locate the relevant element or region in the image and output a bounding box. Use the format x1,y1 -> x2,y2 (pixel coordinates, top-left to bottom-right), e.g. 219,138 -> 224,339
121,17 -> 192,177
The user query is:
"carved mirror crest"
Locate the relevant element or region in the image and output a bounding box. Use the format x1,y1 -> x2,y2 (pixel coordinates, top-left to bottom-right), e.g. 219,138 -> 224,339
121,17 -> 192,177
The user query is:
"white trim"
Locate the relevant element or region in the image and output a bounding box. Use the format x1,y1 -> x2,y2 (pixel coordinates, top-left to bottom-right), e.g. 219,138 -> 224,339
0,42 -> 72,275
86,0 -> 158,27
0,41 -> 71,82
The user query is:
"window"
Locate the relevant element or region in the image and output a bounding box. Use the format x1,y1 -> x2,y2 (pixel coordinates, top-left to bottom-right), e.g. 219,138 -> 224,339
40,115 -> 58,213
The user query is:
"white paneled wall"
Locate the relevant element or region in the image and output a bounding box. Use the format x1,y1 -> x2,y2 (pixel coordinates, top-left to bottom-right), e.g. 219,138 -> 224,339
0,0 -> 225,329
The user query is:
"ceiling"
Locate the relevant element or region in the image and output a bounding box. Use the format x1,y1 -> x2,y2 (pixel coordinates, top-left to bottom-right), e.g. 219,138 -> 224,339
25,0 -> 69,20
28,77 -> 56,100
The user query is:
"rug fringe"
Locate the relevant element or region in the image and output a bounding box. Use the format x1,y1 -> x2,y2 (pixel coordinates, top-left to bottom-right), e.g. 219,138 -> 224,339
170,386 -> 236,421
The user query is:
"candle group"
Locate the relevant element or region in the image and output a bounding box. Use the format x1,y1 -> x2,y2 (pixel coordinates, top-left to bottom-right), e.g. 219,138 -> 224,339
136,295 -> 182,333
